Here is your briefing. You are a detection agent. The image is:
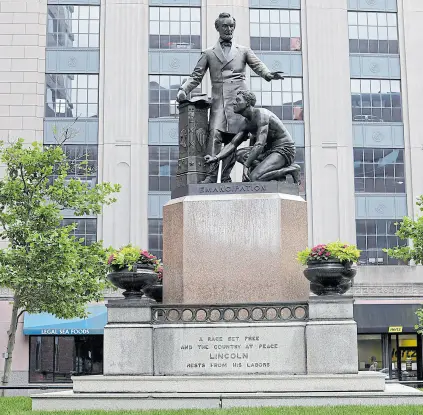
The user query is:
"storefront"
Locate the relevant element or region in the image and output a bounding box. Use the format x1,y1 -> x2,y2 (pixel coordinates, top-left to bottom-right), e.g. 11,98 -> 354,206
23,305 -> 106,383
355,303 -> 423,381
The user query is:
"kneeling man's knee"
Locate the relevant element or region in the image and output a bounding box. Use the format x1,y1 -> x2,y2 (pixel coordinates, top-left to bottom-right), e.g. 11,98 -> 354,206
250,171 -> 260,181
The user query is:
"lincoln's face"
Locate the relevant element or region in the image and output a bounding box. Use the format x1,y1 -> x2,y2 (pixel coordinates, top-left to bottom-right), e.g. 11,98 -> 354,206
233,93 -> 248,114
217,17 -> 235,41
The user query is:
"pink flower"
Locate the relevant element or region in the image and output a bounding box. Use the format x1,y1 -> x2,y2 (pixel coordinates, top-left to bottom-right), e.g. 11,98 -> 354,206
326,252 -> 331,256
107,254 -> 115,265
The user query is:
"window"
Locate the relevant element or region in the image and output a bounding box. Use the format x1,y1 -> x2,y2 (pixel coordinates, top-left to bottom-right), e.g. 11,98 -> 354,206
47,5 -> 100,48
62,145 -> 98,181
61,218 -> 97,246
358,334 -> 382,371
45,74 -> 99,118
149,75 -> 201,118
29,336 -> 103,383
148,219 -> 163,260
351,79 -> 402,122
149,146 -> 178,191
356,219 -> 406,265
250,76 -> 303,121
354,148 -> 405,193
149,7 -> 201,50
348,12 -> 398,54
250,9 -> 301,52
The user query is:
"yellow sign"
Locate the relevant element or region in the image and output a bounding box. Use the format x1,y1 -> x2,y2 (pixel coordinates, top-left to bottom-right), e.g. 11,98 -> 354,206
389,326 -> 403,333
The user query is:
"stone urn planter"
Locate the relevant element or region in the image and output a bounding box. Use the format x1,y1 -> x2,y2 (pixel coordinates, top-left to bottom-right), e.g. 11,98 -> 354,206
108,264 -> 158,299
143,284 -> 163,303
303,260 -> 356,296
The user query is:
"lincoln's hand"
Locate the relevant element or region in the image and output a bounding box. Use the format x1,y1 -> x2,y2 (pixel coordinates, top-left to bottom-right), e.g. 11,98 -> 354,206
269,71 -> 285,80
176,89 -> 187,102
204,155 -> 218,164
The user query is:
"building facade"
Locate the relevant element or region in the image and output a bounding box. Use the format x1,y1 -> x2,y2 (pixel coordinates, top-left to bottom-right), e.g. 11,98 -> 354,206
1,0 -> 423,387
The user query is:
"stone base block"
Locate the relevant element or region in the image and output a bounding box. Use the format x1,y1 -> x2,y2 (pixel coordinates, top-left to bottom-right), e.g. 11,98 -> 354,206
306,296 -> 358,374
72,373 -> 385,394
32,384 -> 423,412
163,192 -> 308,304
103,324 -> 153,375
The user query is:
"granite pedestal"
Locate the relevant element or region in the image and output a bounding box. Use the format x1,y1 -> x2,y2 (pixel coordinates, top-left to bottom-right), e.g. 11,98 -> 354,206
163,185 -> 309,304
31,296 -> 411,411
31,188 -> 423,411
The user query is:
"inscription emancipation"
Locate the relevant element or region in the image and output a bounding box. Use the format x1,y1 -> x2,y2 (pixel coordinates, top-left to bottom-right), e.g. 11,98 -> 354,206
198,184 -> 267,194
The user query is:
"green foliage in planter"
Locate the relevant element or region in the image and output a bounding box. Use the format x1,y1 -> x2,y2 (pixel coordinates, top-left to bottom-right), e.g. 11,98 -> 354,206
297,242 -> 360,266
107,244 -> 162,272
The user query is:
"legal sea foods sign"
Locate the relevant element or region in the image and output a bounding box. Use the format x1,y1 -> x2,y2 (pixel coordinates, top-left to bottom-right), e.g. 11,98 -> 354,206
40,328 -> 92,335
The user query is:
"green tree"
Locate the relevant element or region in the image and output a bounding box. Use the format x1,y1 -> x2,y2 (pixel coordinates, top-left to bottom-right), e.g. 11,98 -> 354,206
385,196 -> 423,334
0,139 -> 120,392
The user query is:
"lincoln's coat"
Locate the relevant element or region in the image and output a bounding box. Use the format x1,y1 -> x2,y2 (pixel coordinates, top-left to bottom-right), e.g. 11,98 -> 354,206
180,41 -> 273,134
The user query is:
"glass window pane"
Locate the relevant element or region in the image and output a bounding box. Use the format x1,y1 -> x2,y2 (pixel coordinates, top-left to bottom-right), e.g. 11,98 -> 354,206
290,10 -> 300,24
280,10 -> 289,23
291,24 -> 300,37
150,7 -> 159,20
150,21 -> 160,35
191,22 -> 200,35
170,8 -> 180,21
349,26 -> 358,39
387,13 -> 397,27
269,11 -> 279,24
260,9 -> 270,23
377,13 -> 387,26
250,9 -> 260,23
367,13 -> 377,26
270,24 -> 280,37
348,12 -> 358,26
358,26 -> 368,39
388,26 -> 398,40
160,7 -> 170,21
191,8 -> 200,21
90,6 -> 100,20
378,26 -> 388,40
357,13 -> 367,26
180,8 -> 190,21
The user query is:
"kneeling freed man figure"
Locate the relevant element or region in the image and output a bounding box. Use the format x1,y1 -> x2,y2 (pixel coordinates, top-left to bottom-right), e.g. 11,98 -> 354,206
204,90 -> 301,183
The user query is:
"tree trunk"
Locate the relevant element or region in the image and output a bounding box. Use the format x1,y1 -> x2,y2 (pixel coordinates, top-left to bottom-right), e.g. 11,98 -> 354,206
1,297 -> 20,397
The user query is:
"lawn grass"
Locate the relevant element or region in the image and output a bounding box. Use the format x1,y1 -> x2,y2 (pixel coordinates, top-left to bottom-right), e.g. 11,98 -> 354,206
2,397 -> 423,415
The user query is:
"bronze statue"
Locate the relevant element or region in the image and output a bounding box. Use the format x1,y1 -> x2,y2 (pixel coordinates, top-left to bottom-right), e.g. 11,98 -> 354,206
204,90 -> 301,184
176,12 -> 284,184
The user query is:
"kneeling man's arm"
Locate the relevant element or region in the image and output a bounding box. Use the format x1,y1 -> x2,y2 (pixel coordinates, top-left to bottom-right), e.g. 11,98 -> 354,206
245,118 -> 269,167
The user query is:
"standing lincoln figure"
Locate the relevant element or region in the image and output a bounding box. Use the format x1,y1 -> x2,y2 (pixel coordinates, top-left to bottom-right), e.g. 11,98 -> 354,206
176,12 -> 284,183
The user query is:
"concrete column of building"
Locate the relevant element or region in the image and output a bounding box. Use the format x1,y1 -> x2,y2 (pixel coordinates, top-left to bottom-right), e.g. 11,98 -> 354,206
99,0 -> 149,248
0,0 -> 47,144
398,0 -> 423,219
302,0 -> 356,245
202,0 -> 250,182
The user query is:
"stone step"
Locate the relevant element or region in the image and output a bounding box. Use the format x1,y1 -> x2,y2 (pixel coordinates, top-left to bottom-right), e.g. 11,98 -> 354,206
31,384 -> 423,412
71,373 -> 385,394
